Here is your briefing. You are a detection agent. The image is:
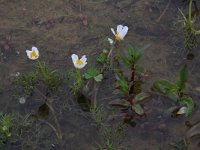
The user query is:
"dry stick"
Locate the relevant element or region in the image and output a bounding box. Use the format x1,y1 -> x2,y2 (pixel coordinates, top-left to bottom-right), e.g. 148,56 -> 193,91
156,0 -> 171,22
37,118 -> 61,139
34,88 -> 63,140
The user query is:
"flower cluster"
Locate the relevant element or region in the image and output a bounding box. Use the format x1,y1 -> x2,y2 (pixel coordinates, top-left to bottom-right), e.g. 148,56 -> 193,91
25,24 -> 128,69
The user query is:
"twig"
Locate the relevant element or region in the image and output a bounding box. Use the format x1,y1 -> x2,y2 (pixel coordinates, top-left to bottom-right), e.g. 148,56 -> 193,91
156,0 -> 171,22
34,87 -> 63,139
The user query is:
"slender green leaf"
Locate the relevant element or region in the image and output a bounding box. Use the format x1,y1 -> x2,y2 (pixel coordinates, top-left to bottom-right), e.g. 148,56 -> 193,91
132,104 -> 144,115
153,79 -> 178,94
166,91 -> 179,102
127,44 -> 135,56
122,56 -> 131,67
134,92 -> 151,103
134,44 -> 150,63
118,78 -> 129,94
176,65 -> 188,92
109,99 -> 130,107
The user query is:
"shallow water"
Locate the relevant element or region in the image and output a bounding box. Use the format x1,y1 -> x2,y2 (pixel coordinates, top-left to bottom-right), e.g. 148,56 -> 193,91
0,0 -> 200,150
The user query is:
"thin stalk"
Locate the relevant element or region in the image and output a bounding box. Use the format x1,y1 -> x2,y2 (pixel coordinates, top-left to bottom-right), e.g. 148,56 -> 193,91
76,68 -> 83,87
188,0 -> 193,25
37,60 -> 48,80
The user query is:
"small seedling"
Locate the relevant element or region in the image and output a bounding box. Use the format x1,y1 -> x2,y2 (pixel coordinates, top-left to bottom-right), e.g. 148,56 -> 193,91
13,71 -> 38,96
152,65 -> 195,116
0,113 -> 13,144
179,0 -> 200,53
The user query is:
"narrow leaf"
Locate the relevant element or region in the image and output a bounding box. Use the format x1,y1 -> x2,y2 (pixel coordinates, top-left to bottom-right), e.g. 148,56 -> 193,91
166,91 -> 179,102
176,65 -> 188,92
109,99 -> 130,107
152,79 -> 178,94
134,44 -> 150,63
132,104 -> 144,115
134,92 -> 151,103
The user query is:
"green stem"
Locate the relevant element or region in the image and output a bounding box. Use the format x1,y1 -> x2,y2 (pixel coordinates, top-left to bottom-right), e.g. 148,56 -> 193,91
37,60 -> 48,80
76,69 -> 82,86
188,0 -> 192,24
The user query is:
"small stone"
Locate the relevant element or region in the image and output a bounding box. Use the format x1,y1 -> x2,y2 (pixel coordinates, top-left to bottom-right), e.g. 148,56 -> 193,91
19,97 -> 26,104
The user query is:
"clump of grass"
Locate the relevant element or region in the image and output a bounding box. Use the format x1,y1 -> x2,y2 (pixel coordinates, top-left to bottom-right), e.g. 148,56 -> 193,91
12,72 -> 38,98
0,113 -> 13,144
179,0 -> 200,54
36,62 -> 61,92
67,69 -> 85,95
91,107 -> 126,150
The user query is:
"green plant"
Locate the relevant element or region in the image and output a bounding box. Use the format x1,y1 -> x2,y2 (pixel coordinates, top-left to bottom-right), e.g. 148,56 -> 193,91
122,44 -> 150,69
84,68 -> 103,82
179,0 -> 200,51
109,44 -> 150,122
0,113 -> 13,144
91,107 -> 126,150
36,62 -> 61,92
152,65 -> 195,116
97,50 -> 109,65
109,92 -> 151,116
68,69 -> 84,95
13,71 -> 38,96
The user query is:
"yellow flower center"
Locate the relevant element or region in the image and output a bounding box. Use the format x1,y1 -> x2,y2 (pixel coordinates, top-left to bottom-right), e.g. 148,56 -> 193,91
76,59 -> 83,65
115,32 -> 122,41
30,51 -> 38,59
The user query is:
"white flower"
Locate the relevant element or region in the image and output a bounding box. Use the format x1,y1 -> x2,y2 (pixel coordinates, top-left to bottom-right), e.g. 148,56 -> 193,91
108,38 -> 114,45
71,54 -> 87,69
26,46 -> 39,60
176,106 -> 187,115
111,25 -> 128,41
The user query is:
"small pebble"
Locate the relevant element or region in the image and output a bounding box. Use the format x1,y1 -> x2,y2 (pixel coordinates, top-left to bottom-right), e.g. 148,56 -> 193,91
19,97 -> 26,104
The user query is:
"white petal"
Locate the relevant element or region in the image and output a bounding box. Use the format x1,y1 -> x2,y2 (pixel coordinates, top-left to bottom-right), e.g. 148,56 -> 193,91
111,28 -> 116,35
26,50 -> 32,59
80,55 -> 87,63
177,107 -> 187,115
117,25 -> 123,33
32,46 -> 39,55
119,26 -> 128,39
71,54 -> 79,65
108,38 -> 114,45
32,46 -> 39,56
